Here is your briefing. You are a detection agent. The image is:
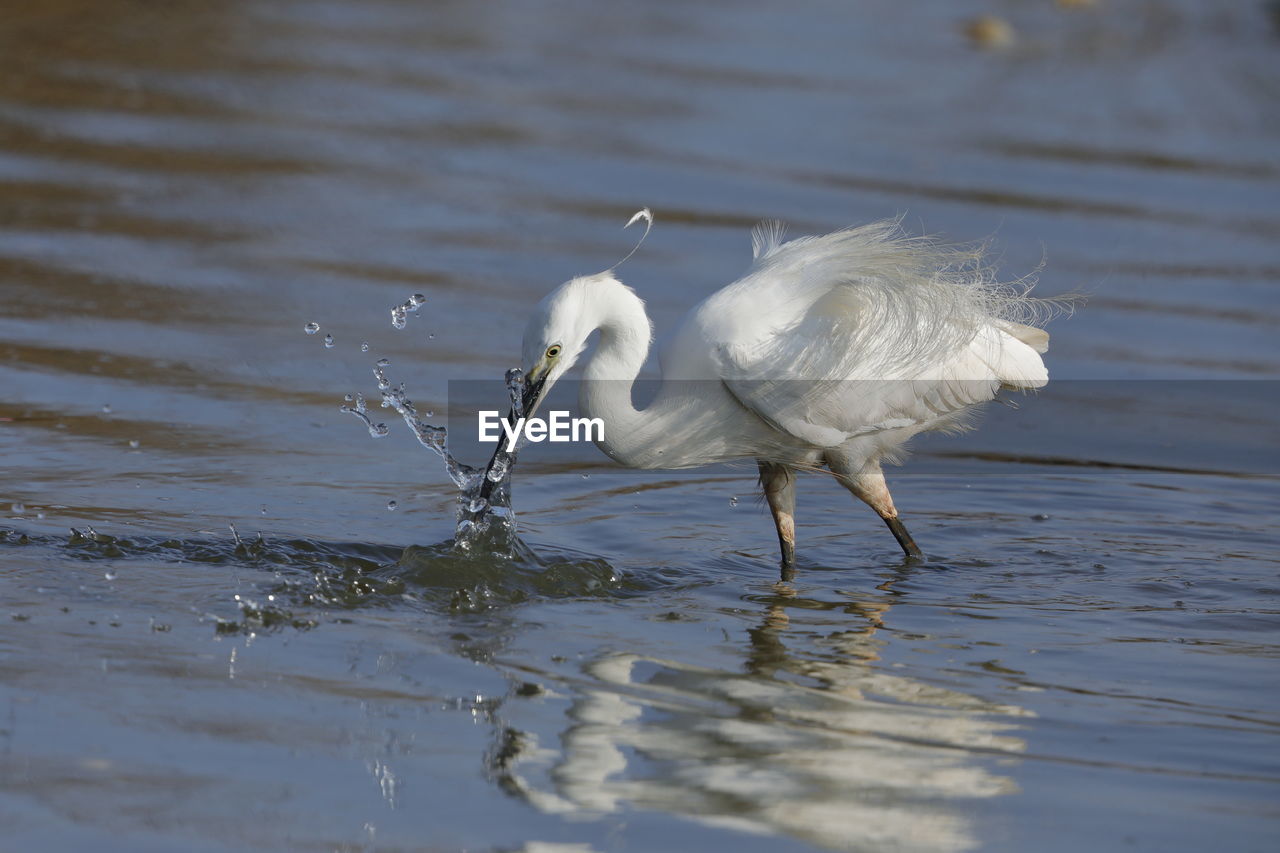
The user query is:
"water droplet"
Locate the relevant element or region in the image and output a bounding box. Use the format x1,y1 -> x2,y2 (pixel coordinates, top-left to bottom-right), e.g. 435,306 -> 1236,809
390,307 -> 407,330
260,505 -> 268,515
729,496 -> 738,507
410,293 -> 427,307
304,322 -> 320,335
376,358 -> 391,367
101,404 -> 112,414
128,440 -> 140,449
360,341 -> 369,352
386,500 -> 398,511
104,570 -> 117,581
10,502 -> 24,513
323,334 -> 335,348
344,393 -> 354,403
581,473 -> 590,480
372,423 -> 390,437
468,498 -> 488,514
428,333 -> 435,340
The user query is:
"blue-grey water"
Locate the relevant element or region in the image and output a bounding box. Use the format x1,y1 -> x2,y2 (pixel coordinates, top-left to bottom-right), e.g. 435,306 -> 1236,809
2,2 -> 1278,851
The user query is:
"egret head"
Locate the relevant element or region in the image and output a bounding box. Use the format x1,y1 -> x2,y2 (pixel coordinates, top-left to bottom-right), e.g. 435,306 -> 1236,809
519,276 -> 597,416
518,209 -> 655,417
519,272 -> 649,416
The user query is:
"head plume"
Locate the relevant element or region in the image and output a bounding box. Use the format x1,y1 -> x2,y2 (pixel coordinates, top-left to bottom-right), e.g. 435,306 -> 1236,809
607,208 -> 652,272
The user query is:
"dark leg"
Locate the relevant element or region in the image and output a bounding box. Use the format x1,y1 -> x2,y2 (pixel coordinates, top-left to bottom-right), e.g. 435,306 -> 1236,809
757,460 -> 798,575
883,515 -> 922,559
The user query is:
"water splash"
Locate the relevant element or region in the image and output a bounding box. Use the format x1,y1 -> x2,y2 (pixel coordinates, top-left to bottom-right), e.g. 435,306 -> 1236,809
343,357 -> 527,556
369,360 -> 475,490
340,392 -> 390,438
486,455 -> 511,483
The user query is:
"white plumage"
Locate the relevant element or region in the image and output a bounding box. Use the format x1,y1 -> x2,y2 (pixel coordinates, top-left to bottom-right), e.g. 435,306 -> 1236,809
512,217 -> 1056,568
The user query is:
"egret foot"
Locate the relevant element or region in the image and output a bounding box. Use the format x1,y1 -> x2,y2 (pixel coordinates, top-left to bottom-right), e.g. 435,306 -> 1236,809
778,530 -> 797,581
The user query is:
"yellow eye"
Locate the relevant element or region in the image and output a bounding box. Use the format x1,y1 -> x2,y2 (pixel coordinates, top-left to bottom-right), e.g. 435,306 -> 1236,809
546,345 -> 562,359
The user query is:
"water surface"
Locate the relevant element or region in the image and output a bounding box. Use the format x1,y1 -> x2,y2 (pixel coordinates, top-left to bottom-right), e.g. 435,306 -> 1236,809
2,2 -> 1278,851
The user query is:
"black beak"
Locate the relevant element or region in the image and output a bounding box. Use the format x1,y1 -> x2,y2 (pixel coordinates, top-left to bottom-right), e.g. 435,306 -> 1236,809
478,370 -> 547,502
521,372 -> 548,419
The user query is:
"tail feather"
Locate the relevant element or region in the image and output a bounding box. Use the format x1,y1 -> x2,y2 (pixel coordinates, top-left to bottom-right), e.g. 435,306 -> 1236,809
997,319 -> 1049,354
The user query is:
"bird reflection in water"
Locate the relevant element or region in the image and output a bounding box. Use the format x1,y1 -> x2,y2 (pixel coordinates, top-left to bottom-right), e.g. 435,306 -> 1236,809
490,574 -> 1030,852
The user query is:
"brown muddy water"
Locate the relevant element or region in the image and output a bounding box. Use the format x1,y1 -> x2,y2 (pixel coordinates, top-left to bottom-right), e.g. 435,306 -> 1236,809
2,2 -> 1278,851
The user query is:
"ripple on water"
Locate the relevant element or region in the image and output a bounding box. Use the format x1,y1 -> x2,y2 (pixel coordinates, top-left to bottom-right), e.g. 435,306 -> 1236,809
388,539 -> 667,612
0,524 -> 664,628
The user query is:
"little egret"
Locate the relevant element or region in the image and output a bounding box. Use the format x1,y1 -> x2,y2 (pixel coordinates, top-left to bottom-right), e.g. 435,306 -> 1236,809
510,214 -> 1054,568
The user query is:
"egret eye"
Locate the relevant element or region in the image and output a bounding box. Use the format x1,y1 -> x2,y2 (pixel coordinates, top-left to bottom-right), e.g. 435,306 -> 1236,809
546,345 -> 562,359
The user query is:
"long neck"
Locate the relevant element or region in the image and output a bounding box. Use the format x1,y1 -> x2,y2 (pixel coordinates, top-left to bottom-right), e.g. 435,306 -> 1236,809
578,288 -> 653,465
575,282 -> 757,469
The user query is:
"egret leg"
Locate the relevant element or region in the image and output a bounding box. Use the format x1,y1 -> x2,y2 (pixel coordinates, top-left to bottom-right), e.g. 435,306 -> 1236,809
757,460 -> 797,574
827,457 -> 923,559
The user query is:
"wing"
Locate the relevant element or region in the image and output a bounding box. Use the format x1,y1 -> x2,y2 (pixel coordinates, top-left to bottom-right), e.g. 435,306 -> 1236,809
698,221 -> 1050,447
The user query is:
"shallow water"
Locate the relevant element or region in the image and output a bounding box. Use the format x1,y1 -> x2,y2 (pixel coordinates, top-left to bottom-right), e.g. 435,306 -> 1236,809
2,1 -> 1278,851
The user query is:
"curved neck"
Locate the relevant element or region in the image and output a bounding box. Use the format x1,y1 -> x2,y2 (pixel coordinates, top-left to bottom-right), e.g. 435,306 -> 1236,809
578,287 -> 653,465
576,282 -> 766,468
575,278 -> 749,468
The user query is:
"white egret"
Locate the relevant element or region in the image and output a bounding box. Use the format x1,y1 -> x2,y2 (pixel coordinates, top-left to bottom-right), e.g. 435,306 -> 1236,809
510,214 -> 1054,568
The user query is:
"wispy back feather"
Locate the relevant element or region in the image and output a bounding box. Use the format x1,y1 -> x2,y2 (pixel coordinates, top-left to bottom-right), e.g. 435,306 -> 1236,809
699,218 -> 1068,446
